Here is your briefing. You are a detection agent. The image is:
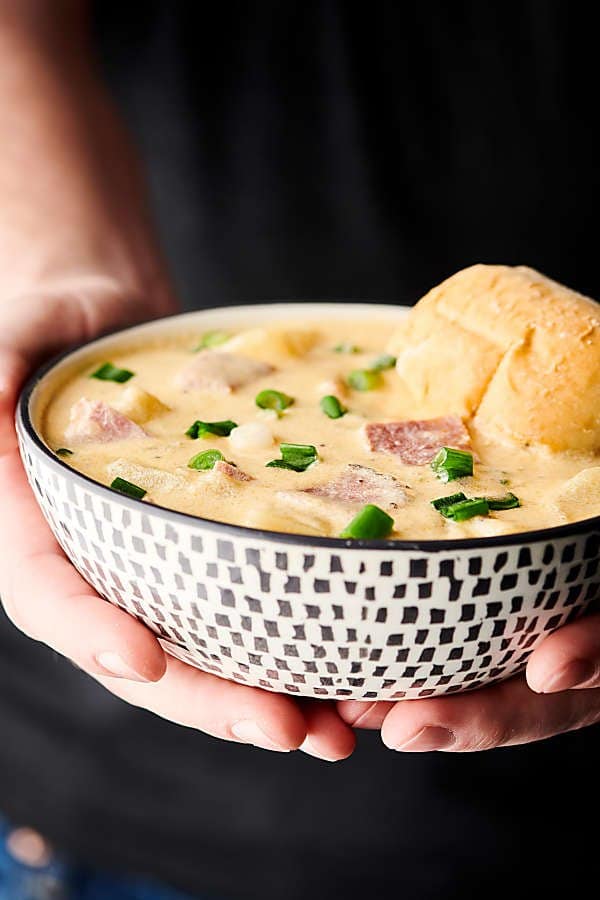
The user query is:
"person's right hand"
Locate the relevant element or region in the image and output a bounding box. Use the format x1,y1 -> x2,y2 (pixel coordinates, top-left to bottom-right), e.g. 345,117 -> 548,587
0,288 -> 356,761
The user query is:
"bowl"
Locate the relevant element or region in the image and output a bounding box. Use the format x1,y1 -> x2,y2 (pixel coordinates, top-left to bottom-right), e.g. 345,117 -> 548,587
16,304 -> 600,700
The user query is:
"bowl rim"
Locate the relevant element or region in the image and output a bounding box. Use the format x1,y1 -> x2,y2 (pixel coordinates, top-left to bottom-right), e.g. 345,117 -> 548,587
17,304 -> 600,553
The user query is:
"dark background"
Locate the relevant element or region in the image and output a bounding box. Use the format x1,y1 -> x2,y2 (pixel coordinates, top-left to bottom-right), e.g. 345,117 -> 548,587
95,1 -> 600,311
2,2 -> 600,898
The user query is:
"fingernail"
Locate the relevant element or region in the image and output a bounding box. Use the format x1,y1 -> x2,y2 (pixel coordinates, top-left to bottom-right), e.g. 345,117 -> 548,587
540,658 -> 596,693
95,651 -> 151,682
299,737 -> 343,762
231,720 -> 290,752
392,726 -> 455,752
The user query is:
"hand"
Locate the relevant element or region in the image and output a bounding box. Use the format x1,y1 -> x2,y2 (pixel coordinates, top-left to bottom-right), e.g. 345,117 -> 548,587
0,289 -> 356,761
0,14 -> 355,761
337,614 -> 600,751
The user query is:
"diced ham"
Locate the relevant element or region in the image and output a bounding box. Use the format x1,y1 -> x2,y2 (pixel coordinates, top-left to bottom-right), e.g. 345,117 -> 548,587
213,460 -> 253,482
305,464 -> 408,509
364,415 -> 471,465
65,399 -> 146,443
174,350 -> 273,393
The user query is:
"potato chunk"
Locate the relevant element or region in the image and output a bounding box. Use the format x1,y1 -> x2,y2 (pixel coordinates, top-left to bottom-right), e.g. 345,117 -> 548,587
225,327 -> 319,362
107,459 -> 186,493
114,385 -> 169,424
553,468 -> 600,521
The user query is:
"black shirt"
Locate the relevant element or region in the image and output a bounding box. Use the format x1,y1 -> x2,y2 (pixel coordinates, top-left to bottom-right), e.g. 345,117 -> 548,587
1,3 -> 599,898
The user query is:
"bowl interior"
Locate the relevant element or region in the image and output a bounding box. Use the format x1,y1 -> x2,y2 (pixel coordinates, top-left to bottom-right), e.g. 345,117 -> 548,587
19,301 -> 600,552
27,302 -> 409,432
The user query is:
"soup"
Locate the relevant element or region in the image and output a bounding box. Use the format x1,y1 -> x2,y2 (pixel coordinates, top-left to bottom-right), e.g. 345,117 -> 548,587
39,267 -> 600,540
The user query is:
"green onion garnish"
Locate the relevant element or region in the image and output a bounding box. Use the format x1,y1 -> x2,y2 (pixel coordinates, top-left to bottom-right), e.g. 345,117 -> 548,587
55,448 -> 73,457
368,353 -> 397,372
110,477 -> 147,500
266,443 -> 318,472
334,342 -> 361,353
482,492 -> 521,510
430,492 -> 467,511
193,330 -> 230,351
431,447 -> 474,482
91,362 -> 134,383
186,419 -> 238,439
339,504 -> 394,540
347,369 -> 382,391
188,449 -> 226,470
439,497 -> 489,522
255,389 -> 294,414
320,395 -> 347,419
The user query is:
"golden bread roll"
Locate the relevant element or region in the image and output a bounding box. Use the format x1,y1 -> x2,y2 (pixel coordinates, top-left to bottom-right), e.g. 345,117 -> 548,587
387,264 -> 600,452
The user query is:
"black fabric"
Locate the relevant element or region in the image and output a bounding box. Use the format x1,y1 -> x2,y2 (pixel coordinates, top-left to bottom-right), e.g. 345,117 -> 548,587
2,2 -> 600,897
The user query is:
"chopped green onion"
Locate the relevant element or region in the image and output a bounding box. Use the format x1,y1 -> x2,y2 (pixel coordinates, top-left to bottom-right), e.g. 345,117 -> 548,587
334,342 -> 361,354
431,447 -> 474,482
266,443 -> 318,472
431,492 -> 467,511
433,491 -> 520,520
320,395 -> 347,419
193,330 -> 230,351
110,477 -> 147,500
440,497 -> 489,521
340,504 -> 394,540
347,369 -> 382,391
368,353 -> 397,372
255,389 -> 294,414
91,362 -> 134,383
55,447 -> 73,457
188,449 -> 226,470
482,492 -> 521,510
186,419 -> 238,439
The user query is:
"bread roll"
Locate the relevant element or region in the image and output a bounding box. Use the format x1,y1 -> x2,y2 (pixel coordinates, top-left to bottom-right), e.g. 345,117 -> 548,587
387,264 -> 600,452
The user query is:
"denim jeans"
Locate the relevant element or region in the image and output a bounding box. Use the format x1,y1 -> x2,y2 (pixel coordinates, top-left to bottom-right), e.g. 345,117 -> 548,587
1,817 -> 209,900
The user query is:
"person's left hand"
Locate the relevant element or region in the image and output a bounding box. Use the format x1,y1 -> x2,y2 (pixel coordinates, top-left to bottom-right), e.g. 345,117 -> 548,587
337,613 -> 600,751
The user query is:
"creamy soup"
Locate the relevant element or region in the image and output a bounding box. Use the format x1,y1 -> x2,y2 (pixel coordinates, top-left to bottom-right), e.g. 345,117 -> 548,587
40,315 -> 600,540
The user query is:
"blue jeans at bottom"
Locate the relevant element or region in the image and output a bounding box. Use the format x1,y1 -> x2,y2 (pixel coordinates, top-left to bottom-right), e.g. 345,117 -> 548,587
1,816 -> 213,900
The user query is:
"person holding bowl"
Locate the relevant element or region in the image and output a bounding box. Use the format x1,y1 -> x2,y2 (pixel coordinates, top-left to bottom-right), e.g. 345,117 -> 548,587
1,3 -> 599,899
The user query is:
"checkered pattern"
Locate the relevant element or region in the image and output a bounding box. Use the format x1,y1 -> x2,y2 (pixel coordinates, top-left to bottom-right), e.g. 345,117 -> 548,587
17,425 -> 600,700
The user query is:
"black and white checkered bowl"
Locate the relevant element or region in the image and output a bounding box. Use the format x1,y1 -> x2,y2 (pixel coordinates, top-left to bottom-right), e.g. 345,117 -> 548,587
16,304 -> 600,700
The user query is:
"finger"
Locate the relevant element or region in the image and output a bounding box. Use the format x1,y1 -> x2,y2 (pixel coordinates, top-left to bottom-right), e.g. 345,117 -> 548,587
336,699 -> 394,730
0,449 -> 166,682
380,676 -> 600,752
299,701 -> 357,761
93,655 -> 307,752
527,612 -> 600,693
0,346 -> 28,453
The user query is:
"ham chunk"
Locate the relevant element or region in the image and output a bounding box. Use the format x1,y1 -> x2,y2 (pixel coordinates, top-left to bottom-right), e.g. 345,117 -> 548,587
65,399 -> 146,443
305,464 -> 408,509
213,460 -> 253,482
365,415 -> 471,465
174,351 -> 273,393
